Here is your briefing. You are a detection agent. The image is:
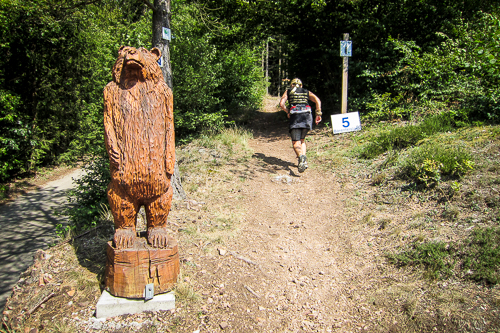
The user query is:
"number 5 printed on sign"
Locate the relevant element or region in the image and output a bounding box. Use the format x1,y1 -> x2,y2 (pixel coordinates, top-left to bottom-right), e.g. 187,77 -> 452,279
342,117 -> 350,128
331,112 -> 362,134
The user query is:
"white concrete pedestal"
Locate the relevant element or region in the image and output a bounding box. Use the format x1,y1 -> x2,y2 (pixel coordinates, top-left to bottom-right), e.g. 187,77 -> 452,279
95,290 -> 175,319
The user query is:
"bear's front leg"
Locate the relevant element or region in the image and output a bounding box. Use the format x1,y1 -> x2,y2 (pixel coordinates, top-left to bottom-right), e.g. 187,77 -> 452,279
108,181 -> 138,249
145,185 -> 173,248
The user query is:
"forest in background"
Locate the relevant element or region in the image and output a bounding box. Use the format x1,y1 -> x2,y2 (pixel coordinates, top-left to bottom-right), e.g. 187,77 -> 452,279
0,0 -> 498,187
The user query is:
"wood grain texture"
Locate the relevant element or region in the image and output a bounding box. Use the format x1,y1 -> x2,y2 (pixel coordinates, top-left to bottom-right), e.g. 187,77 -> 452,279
104,237 -> 180,298
103,46 -> 175,250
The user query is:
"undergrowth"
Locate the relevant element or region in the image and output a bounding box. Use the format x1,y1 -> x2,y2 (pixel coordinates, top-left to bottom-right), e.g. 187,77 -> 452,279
311,104 -> 500,287
359,112 -> 458,159
388,241 -> 455,280
402,143 -> 474,187
57,156 -> 110,236
389,227 -> 500,284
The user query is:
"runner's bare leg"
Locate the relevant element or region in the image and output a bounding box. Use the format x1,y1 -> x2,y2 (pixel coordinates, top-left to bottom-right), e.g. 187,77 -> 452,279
301,139 -> 306,156
293,141 -> 302,157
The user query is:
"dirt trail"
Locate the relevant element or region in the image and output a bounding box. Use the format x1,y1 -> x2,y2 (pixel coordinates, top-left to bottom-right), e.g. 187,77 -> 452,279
181,98 -> 392,332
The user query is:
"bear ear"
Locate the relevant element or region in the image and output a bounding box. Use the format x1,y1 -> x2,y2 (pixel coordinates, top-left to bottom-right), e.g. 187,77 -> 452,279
151,47 -> 161,61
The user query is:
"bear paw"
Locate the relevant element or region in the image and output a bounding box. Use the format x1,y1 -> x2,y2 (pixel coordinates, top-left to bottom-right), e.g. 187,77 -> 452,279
148,227 -> 169,248
114,228 -> 136,249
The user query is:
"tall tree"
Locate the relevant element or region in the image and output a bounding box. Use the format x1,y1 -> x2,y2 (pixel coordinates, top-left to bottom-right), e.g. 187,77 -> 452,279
141,0 -> 186,199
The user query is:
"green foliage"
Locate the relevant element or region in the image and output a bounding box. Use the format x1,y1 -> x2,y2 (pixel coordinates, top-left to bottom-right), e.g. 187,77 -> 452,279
0,0 -> 152,181
217,47 -> 266,120
171,2 -> 265,140
413,159 -> 444,188
388,241 -> 455,279
402,144 -> 474,186
0,90 -> 26,182
462,227 -> 500,284
0,0 -> 497,186
365,92 -> 408,121
364,12 -> 500,122
0,0 -> 264,182
389,227 -> 500,284
359,113 -> 456,159
60,156 -> 110,233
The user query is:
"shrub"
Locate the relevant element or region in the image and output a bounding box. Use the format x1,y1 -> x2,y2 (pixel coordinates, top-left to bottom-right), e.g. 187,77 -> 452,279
402,143 -> 474,186
171,2 -> 265,141
372,13 -> 500,123
365,92 -> 409,122
59,156 -> 110,234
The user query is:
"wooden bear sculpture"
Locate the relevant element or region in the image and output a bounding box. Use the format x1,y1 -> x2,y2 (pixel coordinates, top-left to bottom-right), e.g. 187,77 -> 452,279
104,46 -> 174,249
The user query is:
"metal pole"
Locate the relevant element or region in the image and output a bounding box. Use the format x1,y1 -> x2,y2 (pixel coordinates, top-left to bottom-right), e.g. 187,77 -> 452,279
341,33 -> 349,114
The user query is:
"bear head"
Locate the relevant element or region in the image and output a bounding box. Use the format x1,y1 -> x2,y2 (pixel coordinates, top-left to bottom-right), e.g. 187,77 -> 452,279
112,46 -> 163,86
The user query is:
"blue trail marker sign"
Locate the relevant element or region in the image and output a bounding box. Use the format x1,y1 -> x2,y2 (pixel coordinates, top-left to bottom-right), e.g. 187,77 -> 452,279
162,27 -> 171,41
340,40 -> 352,57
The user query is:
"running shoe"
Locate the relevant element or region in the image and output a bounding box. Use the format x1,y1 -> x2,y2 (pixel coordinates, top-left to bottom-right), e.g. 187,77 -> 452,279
298,155 -> 308,173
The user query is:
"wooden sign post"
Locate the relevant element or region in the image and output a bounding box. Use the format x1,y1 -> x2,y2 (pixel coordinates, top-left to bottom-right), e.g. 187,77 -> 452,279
332,35 -> 361,135
340,33 -> 352,114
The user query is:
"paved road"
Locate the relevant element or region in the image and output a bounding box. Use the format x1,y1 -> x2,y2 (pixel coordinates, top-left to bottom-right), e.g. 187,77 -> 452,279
0,169 -> 84,311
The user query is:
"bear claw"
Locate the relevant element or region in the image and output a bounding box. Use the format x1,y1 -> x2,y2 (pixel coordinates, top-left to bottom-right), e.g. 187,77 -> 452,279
148,227 -> 169,248
114,228 -> 136,249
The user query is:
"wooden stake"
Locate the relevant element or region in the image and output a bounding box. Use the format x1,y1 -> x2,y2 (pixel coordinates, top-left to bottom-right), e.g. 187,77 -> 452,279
266,38 -> 269,95
341,33 -> 349,114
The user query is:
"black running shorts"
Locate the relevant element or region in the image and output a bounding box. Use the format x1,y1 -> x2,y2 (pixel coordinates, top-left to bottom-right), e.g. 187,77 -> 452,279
290,128 -> 309,141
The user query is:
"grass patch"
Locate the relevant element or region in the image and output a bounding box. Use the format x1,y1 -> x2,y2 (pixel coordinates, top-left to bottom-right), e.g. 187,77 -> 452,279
361,212 -> 375,226
461,227 -> 500,284
175,273 -> 201,303
389,227 -> 500,284
388,241 -> 455,279
196,126 -> 253,157
359,112 -> 457,159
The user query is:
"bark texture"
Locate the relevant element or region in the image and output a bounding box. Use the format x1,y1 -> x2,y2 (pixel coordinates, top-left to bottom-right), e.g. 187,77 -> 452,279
151,0 -> 186,200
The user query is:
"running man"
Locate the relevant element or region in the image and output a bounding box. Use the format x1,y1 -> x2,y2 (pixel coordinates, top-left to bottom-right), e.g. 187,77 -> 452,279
279,78 -> 322,173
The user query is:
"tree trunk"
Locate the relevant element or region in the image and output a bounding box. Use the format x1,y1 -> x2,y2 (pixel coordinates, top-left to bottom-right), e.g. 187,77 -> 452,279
152,0 -> 172,88
152,0 -> 186,200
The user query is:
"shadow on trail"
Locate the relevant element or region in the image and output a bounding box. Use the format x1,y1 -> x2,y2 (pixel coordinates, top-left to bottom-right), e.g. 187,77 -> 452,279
248,111 -> 290,141
0,186 -> 71,310
252,153 -> 296,170
0,169 -> 84,311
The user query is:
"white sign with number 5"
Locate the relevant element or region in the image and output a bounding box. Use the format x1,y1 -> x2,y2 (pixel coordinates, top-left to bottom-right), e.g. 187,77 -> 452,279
331,111 -> 362,134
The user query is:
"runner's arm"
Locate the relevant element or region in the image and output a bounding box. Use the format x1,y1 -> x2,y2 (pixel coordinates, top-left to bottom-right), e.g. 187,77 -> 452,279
280,91 -> 290,118
308,91 -> 322,124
